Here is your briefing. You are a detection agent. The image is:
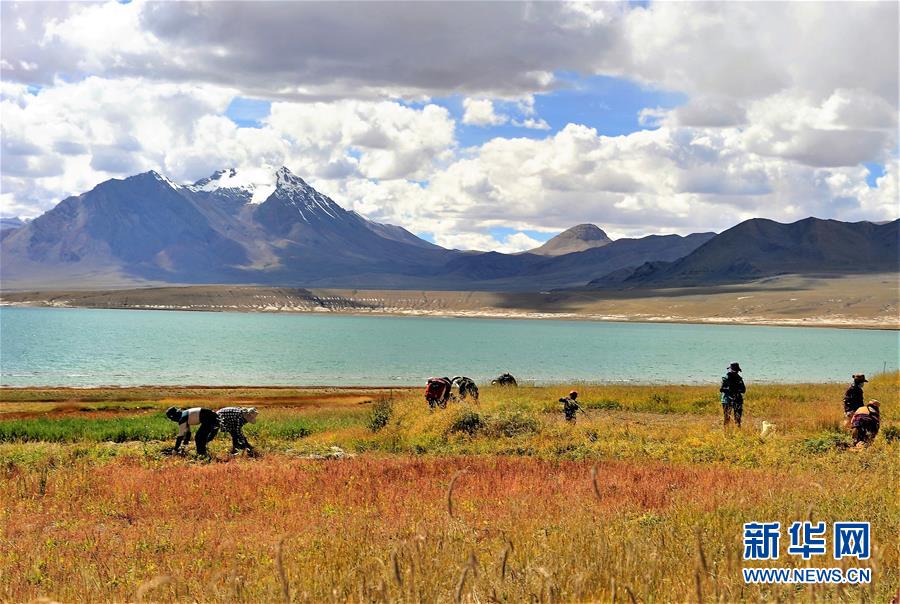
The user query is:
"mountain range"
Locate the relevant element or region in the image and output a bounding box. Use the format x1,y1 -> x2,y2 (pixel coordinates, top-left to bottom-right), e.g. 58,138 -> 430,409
589,217 -> 899,288
1,166 -> 896,291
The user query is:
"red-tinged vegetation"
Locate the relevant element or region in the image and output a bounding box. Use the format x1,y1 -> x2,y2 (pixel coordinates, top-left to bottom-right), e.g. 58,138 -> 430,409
2,454 -> 895,602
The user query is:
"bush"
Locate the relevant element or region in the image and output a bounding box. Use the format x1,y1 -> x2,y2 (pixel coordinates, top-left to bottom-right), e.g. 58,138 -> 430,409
485,410 -> 540,438
448,411 -> 484,436
800,431 -> 851,454
367,398 -> 393,433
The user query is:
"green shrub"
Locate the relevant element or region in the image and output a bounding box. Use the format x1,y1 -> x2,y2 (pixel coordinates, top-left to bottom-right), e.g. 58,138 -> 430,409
485,410 -> 540,437
367,398 -> 393,433
800,431 -> 851,454
448,411 -> 484,436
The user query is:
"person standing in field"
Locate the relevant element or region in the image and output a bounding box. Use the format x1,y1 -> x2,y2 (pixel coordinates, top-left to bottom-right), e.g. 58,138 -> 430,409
720,362 -> 746,430
165,406 -> 219,456
843,374 -> 867,426
559,390 -> 584,422
217,406 -> 259,455
849,400 -> 880,447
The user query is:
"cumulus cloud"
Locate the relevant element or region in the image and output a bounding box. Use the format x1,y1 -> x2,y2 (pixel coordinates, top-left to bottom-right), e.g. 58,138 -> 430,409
325,123 -> 898,245
267,101 -> 455,180
512,118 -> 551,131
462,98 -> 507,127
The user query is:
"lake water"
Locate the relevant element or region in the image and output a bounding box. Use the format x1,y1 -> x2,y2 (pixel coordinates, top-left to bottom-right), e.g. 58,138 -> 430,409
0,307 -> 897,386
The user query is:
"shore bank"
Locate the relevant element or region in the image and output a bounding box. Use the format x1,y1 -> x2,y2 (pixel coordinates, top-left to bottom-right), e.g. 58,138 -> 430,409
2,273 -> 898,329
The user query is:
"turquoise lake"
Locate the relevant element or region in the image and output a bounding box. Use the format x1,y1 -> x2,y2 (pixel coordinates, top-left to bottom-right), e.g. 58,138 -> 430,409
0,307 -> 897,386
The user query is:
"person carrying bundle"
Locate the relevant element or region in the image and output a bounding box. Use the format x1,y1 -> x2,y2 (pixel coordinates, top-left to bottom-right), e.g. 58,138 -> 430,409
849,400 -> 880,447
165,406 -> 219,456
217,407 -> 259,455
559,390 -> 584,422
425,377 -> 453,410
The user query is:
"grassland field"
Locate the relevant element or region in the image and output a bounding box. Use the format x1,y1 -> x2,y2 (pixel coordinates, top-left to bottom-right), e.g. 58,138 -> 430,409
0,375 -> 897,602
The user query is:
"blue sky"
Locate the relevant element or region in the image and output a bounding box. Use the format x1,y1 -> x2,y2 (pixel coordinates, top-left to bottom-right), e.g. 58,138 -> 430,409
226,74 -> 688,144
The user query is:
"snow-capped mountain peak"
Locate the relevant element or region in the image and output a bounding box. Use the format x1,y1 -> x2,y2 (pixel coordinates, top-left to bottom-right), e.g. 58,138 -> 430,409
185,166 -> 346,217
188,167 -> 275,204
268,166 -> 344,221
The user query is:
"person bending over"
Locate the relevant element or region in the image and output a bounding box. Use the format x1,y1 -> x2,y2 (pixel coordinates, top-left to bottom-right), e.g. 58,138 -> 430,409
165,406 -> 219,456
850,400 -> 880,447
217,406 -> 259,455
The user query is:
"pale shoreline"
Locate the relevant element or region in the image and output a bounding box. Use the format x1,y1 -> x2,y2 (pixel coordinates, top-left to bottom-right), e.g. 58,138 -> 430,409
2,298 -> 898,330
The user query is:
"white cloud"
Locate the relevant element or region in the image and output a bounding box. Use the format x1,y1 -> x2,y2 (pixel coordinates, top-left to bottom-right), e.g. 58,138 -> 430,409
500,232 -> 544,253
0,77 -> 458,217
267,100 -> 455,180
512,118 -> 551,131
0,1 -> 897,250
324,122 -> 898,245
462,98 -> 507,127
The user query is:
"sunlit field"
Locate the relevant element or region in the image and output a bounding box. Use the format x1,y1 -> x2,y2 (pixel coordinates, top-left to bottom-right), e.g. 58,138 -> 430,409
1,375 -> 897,602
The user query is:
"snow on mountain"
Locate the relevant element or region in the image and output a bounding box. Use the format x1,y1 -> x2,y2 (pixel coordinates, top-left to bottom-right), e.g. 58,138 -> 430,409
187,167 -> 275,203
148,170 -> 181,190
267,166 -> 346,221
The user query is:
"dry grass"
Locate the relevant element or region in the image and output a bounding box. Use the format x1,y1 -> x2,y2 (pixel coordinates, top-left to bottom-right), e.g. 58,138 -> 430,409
1,455 -> 896,602
0,374 -> 897,602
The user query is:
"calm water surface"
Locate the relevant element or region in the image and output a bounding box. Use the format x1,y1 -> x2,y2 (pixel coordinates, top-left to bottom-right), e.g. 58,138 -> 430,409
0,307 -> 897,386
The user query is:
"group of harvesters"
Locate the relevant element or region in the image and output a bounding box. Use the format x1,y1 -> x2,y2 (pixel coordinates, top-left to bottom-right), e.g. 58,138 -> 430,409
424,373 -> 517,409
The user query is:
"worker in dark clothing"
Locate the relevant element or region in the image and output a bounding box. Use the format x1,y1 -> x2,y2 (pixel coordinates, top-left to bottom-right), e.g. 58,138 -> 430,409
559,390 -> 584,422
720,362 -> 746,430
217,407 -> 259,455
850,400 -> 880,447
491,373 -> 518,387
843,374 -> 868,425
452,376 -> 479,401
165,406 -> 219,456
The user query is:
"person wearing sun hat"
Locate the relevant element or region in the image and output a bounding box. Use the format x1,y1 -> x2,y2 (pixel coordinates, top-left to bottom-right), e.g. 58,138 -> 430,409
843,374 -> 868,425
719,362 -> 746,430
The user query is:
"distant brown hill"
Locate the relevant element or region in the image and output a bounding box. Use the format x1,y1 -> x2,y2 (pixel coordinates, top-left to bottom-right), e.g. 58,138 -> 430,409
588,217 -> 900,288
528,224 -> 612,255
